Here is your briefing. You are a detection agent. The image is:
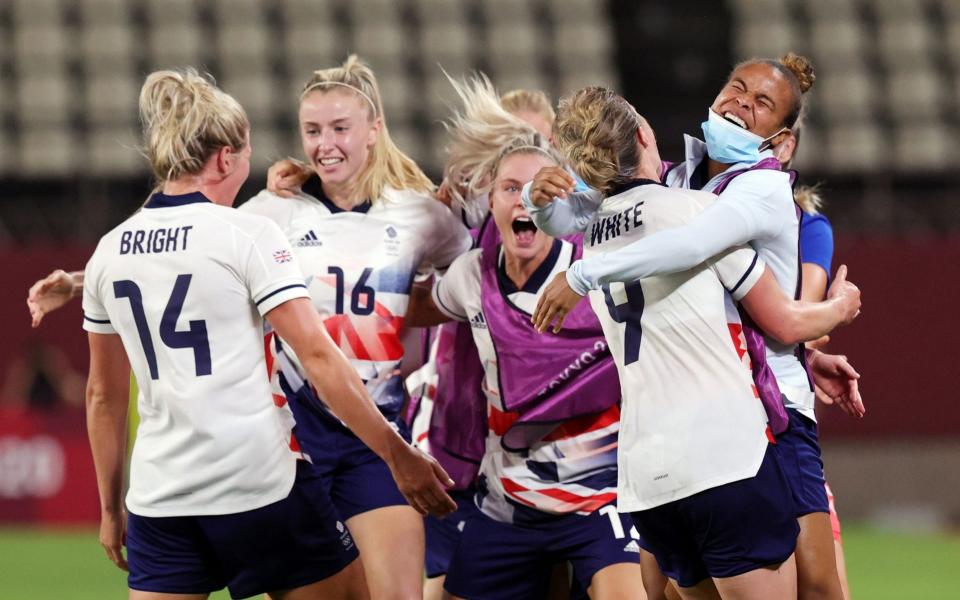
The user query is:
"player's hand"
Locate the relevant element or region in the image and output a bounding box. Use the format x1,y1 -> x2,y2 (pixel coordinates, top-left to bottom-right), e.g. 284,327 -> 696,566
806,335 -> 830,351
826,265 -> 861,325
529,166 -> 575,207
386,442 -> 457,517
266,158 -> 312,198
27,269 -> 79,328
532,271 -> 585,334
809,350 -> 865,418
99,509 -> 129,572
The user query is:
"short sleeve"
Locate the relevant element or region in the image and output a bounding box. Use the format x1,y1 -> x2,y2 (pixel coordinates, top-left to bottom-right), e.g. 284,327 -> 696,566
82,246 -> 116,334
422,199 -> 473,272
799,213 -> 834,276
431,250 -> 482,322
710,246 -> 767,301
242,219 -> 310,316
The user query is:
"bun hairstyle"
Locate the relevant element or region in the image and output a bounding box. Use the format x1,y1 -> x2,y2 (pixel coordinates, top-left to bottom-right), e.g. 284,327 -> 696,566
139,68 -> 249,185
299,54 -> 433,204
794,184 -> 824,215
500,88 -> 556,125
443,73 -> 562,205
735,51 -> 816,129
553,87 -> 642,195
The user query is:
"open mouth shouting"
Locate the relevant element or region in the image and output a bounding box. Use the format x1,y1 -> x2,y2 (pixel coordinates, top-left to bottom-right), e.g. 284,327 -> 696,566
511,216 -> 538,248
722,112 -> 748,130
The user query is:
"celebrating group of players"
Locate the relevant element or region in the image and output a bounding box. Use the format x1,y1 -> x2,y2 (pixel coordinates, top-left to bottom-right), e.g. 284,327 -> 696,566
26,49 -> 864,600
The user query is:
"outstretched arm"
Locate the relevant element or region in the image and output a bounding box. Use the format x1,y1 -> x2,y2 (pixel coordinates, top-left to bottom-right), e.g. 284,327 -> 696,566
28,269 -> 84,327
266,298 -> 457,516
521,167 -> 602,236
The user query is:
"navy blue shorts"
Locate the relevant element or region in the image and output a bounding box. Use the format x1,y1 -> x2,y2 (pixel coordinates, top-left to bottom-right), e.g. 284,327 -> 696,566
424,488 -> 478,579
777,408 -> 829,515
444,503 -> 640,599
126,461 -> 358,599
286,389 -> 409,521
630,444 -> 798,588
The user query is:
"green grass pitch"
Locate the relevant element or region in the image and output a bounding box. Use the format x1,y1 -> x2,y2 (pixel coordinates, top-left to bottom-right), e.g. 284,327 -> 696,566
0,524 -> 957,598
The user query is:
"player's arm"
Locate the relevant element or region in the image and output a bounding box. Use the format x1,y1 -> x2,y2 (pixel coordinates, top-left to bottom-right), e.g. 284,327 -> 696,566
565,174 -> 787,296
265,298 -> 456,517
27,269 -> 84,327
521,166 -> 603,236
737,265 -> 861,345
85,332 -> 131,572
405,281 -> 453,328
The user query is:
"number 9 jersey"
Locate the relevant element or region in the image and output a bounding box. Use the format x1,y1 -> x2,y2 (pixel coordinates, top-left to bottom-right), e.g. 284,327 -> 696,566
82,192 -> 310,518
582,181 -> 769,513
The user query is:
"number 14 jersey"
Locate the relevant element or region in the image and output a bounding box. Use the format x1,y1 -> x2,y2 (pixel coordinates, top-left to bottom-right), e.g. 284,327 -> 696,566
82,192 -> 310,518
583,181 -> 769,512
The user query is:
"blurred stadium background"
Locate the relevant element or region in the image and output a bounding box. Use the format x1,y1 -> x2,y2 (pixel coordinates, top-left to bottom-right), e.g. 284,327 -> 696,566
1,0 -> 958,597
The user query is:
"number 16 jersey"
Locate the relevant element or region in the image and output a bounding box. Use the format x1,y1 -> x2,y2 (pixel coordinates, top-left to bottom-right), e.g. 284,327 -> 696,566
583,181 -> 769,512
82,192 -> 310,518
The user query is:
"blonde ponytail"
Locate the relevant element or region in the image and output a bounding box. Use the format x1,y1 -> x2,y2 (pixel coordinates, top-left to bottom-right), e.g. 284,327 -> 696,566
139,68 -> 248,185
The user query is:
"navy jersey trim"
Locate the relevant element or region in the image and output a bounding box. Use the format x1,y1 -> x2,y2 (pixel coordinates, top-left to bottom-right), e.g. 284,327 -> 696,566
143,191 -> 213,209
608,178 -> 665,197
302,175 -> 372,214
729,252 -> 761,295
496,238 -> 562,295
255,283 -> 308,306
433,280 -> 469,321
83,314 -> 111,324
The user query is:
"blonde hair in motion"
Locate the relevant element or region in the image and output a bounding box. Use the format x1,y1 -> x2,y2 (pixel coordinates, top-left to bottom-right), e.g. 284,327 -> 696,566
443,73 -> 562,206
553,86 -> 643,195
500,88 -> 556,125
138,68 -> 249,186
299,55 -> 434,204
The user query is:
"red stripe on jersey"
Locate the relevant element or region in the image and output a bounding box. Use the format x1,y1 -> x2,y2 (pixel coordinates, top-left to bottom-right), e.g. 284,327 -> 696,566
499,478 -> 539,507
488,404 -> 520,436
543,404 -> 621,442
727,323 -> 751,366
289,433 -> 301,453
272,394 -> 287,408
765,425 -> 776,444
323,312 -> 406,362
534,487 -> 618,512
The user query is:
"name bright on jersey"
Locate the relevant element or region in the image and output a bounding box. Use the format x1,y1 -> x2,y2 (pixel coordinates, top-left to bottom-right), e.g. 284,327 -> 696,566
119,225 -> 194,255
588,201 -> 644,247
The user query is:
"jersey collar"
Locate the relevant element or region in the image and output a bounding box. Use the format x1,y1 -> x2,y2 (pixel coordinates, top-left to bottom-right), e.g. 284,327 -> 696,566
497,238 -> 563,295
608,178 -> 664,197
143,191 -> 213,209
302,175 -> 372,214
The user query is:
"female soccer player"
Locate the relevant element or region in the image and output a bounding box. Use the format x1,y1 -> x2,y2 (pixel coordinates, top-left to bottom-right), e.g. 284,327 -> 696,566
528,54 -> 860,600
533,86 -> 859,600
83,68 -> 451,600
238,55 -> 469,599
405,80 -> 646,598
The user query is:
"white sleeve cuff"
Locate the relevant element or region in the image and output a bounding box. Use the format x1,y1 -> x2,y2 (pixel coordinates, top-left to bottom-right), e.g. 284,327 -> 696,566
254,280 -> 310,316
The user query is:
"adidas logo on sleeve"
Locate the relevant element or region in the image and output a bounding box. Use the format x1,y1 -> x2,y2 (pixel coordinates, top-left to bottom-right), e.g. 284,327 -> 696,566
469,312 -> 487,329
296,230 -> 323,247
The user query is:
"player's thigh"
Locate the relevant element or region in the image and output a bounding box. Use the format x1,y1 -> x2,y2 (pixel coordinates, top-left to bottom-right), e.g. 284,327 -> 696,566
666,578 -> 721,600
270,558 -> 369,600
588,562 -> 647,600
795,512 -> 843,600
710,553 -> 796,600
424,575 -> 446,600
347,505 -> 425,599
640,549 -> 671,600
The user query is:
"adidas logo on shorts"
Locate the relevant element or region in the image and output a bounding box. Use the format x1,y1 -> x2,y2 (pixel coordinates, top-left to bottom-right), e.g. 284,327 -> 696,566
296,230 -> 323,247
623,540 -> 640,554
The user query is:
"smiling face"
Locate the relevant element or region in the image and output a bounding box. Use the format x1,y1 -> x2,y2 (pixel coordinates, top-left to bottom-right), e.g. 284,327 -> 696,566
710,62 -> 796,139
490,152 -> 557,262
299,88 -> 381,193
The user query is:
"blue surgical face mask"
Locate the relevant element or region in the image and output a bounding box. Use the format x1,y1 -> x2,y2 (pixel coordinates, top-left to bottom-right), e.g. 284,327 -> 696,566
701,109 -> 786,165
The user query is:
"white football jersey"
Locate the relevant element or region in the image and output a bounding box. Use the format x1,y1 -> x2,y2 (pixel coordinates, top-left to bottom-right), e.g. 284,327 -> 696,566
433,241 -> 620,523
583,182 -> 770,512
241,179 -> 472,421
82,192 -> 309,518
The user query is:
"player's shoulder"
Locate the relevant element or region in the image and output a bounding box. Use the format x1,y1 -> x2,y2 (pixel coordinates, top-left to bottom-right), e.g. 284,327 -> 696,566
446,247 -> 483,279
381,186 -> 449,219
240,188 -> 323,225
